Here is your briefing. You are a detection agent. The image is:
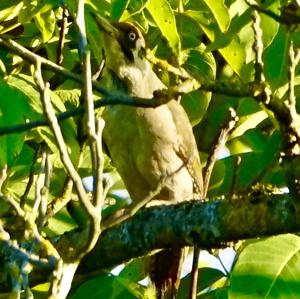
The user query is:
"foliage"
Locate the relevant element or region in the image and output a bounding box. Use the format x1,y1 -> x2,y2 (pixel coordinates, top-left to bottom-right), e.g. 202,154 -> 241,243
0,0 -> 299,298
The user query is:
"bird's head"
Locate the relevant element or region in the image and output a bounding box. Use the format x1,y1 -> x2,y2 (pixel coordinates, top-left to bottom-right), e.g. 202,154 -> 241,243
95,14 -> 166,98
94,14 -> 146,71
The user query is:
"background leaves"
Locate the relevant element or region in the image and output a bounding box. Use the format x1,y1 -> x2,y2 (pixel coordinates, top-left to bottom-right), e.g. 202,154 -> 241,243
0,0 -> 299,298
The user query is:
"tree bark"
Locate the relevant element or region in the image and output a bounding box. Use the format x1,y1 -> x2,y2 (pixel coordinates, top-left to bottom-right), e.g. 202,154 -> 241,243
78,193 -> 299,273
2,193 -> 300,288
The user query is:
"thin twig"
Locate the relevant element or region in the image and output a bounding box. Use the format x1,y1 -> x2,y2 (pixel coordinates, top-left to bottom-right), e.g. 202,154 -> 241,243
102,163 -> 187,230
73,0 -> 102,260
203,108 -> 238,196
20,145 -> 41,208
252,10 -> 265,84
0,238 -> 53,269
189,108 -> 238,299
35,147 -> 52,229
76,0 -> 104,216
0,95 -> 172,137
1,194 -> 60,259
0,165 -> 8,192
94,118 -> 105,210
102,180 -> 164,230
0,36 -> 253,99
216,254 -> 229,276
76,0 -> 96,138
56,5 -> 69,65
33,148 -> 47,214
0,37 -> 111,97
189,249 -> 200,299
246,0 -> 300,25
34,61 -> 95,219
286,42 -> 300,148
45,177 -> 73,221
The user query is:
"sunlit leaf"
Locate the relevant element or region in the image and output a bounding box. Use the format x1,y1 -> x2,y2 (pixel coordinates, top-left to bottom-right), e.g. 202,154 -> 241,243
230,111 -> 268,139
203,0 -> 230,32
229,234 -> 300,299
0,1 -> 23,23
146,0 -> 181,58
35,9 -> 56,42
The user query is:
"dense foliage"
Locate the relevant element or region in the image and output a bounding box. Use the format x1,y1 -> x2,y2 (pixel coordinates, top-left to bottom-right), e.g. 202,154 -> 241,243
0,0 -> 299,298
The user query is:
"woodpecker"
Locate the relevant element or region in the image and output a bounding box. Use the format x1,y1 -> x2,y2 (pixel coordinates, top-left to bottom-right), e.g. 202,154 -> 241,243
95,15 -> 203,298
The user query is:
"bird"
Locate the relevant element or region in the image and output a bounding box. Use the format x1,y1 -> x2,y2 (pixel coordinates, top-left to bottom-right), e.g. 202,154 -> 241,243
95,14 -> 203,298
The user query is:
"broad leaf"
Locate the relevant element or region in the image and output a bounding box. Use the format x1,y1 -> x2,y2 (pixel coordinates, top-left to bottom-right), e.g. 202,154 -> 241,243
178,267 -> 226,298
0,80 -> 32,167
146,0 -> 181,58
35,9 -> 56,42
229,234 -> 300,299
111,0 -> 130,21
203,0 -> 230,33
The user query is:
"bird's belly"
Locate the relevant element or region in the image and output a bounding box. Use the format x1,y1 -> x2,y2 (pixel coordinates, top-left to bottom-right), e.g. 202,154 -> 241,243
102,104 -> 194,205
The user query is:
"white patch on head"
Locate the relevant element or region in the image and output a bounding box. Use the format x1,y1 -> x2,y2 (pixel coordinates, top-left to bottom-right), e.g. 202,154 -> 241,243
104,24 -> 165,98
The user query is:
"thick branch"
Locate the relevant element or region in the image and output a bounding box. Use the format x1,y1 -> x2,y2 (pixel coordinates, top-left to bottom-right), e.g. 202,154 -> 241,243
77,194 -> 299,273
2,193 -> 299,289
50,194 -> 293,278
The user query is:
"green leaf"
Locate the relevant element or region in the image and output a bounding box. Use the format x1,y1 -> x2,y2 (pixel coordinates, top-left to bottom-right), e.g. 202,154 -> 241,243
181,90 -> 211,126
7,74 -> 43,115
230,111 -> 268,139
259,0 -> 280,48
146,0 -> 181,58
32,283 -> 50,299
183,46 -> 216,81
208,157 -> 236,197
208,159 -> 226,193
260,130 -> 282,170
229,234 -> 300,299
70,274 -> 137,299
263,26 -> 289,89
54,89 -> 81,109
67,200 -> 90,229
0,1 -> 23,23
203,0 -> 230,33
113,276 -> 145,299
86,10 -> 105,64
8,75 -> 80,165
178,267 -> 226,298
34,9 -> 56,42
111,0 -> 130,21
180,45 -> 215,125
183,10 -> 211,27
118,259 -> 145,282
44,208 -> 77,237
176,13 -> 203,49
200,287 -> 228,298
0,80 -> 32,167
19,0 -> 53,24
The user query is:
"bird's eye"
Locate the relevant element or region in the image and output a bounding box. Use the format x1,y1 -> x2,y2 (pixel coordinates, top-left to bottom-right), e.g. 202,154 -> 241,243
128,31 -> 136,41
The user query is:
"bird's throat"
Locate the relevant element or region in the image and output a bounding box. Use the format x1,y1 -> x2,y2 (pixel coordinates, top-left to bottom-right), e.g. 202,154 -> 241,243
117,57 -> 166,99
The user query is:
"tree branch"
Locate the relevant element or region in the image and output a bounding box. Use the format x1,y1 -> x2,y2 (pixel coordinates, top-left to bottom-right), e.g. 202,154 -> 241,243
79,193 -> 299,272
246,0 -> 300,25
19,192 -> 299,288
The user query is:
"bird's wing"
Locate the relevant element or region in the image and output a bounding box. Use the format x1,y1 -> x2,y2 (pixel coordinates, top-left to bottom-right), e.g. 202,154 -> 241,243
167,100 -> 204,199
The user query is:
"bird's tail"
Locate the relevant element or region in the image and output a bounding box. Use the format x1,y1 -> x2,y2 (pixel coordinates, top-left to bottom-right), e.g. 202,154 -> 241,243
149,247 -> 185,299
